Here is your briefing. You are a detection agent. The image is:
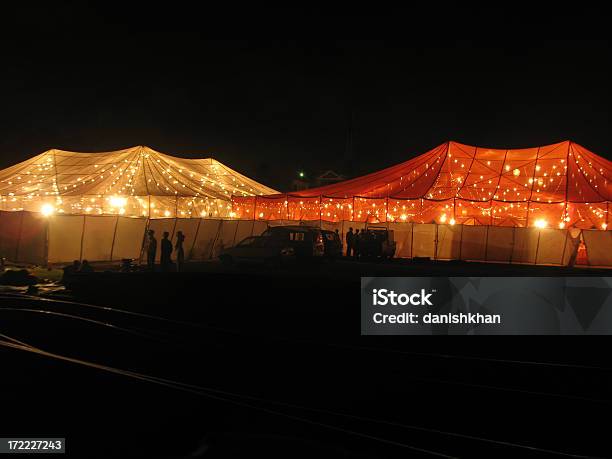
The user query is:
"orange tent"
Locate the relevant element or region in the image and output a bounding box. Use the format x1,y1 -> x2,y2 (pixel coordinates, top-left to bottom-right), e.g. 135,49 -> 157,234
232,141 -> 610,230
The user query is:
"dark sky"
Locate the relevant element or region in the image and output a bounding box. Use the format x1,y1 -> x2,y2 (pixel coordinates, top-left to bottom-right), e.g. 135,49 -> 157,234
1,6 -> 609,190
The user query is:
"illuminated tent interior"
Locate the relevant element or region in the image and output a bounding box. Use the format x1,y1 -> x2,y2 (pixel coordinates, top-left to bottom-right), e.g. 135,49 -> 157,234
233,141 -> 610,229
233,141 -> 612,266
0,146 -> 276,264
0,145 -> 277,218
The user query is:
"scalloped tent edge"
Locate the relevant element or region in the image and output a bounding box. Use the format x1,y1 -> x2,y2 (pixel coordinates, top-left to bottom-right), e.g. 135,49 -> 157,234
231,140 -> 611,230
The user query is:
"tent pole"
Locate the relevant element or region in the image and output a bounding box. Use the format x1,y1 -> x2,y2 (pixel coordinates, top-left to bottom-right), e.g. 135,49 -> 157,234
189,217 -> 202,261
109,216 -> 119,261
138,218 -> 150,266
434,223 -> 438,260
171,216 -> 178,240
534,229 -> 542,265
78,215 -> 86,261
210,219 -> 222,259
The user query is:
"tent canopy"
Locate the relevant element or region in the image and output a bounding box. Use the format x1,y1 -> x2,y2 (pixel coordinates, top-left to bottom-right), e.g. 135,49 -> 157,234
233,141 -> 611,229
0,146 -> 277,218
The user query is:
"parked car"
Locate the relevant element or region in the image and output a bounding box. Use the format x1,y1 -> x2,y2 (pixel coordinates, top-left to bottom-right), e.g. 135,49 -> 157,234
359,226 -> 396,259
260,225 -> 325,259
219,236 -> 295,265
320,230 -> 343,259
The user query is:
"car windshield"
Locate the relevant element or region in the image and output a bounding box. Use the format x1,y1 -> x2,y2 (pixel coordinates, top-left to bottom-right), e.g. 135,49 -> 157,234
237,237 -> 258,247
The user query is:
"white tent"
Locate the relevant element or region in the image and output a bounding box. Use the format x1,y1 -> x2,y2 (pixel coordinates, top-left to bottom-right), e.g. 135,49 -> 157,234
0,145 -> 277,218
0,146 -> 276,264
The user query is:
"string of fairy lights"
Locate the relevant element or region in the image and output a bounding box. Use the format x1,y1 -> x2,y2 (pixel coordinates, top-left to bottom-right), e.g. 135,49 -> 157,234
0,142 -> 608,230
0,146 -> 274,219
232,141 -> 610,230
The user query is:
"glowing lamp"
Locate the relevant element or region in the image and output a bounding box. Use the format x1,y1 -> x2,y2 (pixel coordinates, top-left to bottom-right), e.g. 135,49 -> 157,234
449,218 -> 456,226
513,168 -> 520,177
534,219 -> 548,229
440,213 -> 447,223
603,223 -> 608,230
40,204 -> 54,216
110,196 -> 127,207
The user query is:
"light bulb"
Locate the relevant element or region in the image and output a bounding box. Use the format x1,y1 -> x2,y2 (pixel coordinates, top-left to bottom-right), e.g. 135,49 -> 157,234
40,204 -> 54,216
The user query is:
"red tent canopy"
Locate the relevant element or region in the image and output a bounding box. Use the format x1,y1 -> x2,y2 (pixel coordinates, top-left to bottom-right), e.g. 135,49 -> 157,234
232,141 -> 611,229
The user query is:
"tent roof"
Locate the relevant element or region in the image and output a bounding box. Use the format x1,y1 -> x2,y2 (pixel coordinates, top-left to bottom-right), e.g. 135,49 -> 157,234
0,145 -> 278,200
286,141 -> 612,203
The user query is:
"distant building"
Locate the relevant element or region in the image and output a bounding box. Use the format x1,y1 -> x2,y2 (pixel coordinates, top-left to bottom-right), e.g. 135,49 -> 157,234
314,170 -> 346,187
291,170 -> 346,191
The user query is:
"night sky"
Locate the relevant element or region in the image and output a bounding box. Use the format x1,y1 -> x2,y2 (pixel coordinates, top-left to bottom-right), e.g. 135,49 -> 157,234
2,7 -> 609,190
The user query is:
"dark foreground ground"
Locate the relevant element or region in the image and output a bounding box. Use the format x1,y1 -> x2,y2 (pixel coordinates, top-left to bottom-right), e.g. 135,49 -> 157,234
1,259 -> 611,457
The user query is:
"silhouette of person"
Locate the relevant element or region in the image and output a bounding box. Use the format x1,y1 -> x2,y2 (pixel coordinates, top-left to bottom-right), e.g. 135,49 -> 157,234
62,260 -> 81,281
80,259 -> 94,273
175,230 -> 185,272
146,230 -> 157,271
62,260 -> 81,285
346,227 -> 354,258
161,231 -> 173,272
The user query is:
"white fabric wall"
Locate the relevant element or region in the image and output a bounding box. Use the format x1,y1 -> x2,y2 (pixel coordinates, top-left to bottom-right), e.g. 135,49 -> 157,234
81,216 -> 117,262
583,230 -> 612,266
112,217 -> 147,261
0,211 -> 26,261
173,219 -> 200,259
536,228 -> 569,265
191,219 -> 222,260
460,226 -> 487,261
486,227 -> 514,263
389,222 -> 413,258
0,211 -> 47,265
48,215 -> 84,263
512,227 -> 539,264
412,224 -> 436,258
3,210 -> 610,267
436,224 -> 462,260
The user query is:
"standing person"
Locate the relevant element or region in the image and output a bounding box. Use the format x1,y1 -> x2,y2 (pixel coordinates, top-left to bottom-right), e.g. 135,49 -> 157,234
80,260 -> 94,273
146,230 -> 157,271
175,230 -> 185,272
354,229 -> 361,260
345,227 -> 354,258
160,231 -> 173,272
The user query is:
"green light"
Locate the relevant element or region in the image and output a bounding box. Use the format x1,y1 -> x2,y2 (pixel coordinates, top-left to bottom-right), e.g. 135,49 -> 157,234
299,171 -> 305,178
